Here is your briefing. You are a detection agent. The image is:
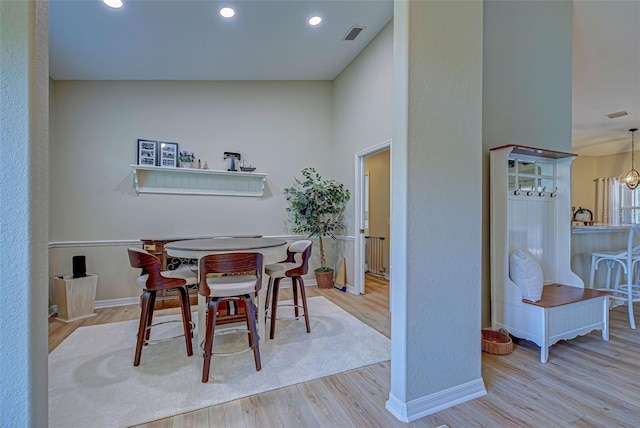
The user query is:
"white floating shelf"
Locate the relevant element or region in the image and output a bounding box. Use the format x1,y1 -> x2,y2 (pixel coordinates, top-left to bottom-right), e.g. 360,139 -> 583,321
131,165 -> 267,197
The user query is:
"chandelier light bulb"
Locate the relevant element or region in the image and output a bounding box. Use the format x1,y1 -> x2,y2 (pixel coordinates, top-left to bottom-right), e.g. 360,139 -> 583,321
620,128 -> 640,190
622,170 -> 640,190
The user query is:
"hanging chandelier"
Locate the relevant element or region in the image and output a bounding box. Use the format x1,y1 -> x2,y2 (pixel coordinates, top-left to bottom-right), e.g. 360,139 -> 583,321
620,128 -> 640,190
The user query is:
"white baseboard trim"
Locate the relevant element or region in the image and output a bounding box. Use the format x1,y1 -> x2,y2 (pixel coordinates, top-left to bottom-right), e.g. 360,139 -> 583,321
385,378 -> 487,422
51,280 -> 324,312
336,235 -> 355,242
95,297 -> 140,309
49,297 -> 141,315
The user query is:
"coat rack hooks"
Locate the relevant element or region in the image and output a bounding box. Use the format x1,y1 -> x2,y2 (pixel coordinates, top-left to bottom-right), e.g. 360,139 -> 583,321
514,184 -> 558,197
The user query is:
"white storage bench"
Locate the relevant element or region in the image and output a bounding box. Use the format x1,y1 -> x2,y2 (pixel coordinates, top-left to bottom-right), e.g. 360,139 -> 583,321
490,145 -> 610,363
508,284 -> 609,362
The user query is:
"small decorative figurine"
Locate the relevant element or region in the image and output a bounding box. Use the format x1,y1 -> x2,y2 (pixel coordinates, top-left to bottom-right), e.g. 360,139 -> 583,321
223,152 -> 241,171
240,160 -> 256,172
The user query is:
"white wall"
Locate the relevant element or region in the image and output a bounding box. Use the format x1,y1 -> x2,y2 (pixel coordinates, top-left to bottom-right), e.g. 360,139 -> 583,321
50,80 -> 332,240
482,0 -> 573,326
572,151 -> 640,222
50,80 -> 333,300
0,1 -> 49,426
331,20 -> 394,282
387,1 -> 484,420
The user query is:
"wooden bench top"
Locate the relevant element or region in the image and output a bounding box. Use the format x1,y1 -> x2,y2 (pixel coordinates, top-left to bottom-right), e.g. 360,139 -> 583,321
523,283 -> 609,308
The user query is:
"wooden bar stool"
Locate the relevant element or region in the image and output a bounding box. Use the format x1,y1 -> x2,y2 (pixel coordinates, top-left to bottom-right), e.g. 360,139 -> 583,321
198,252 -> 263,383
127,248 -> 195,366
265,240 -> 312,339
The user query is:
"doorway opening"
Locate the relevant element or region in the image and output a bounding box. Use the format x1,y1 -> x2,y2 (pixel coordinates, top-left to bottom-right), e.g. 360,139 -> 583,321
354,140 -> 391,295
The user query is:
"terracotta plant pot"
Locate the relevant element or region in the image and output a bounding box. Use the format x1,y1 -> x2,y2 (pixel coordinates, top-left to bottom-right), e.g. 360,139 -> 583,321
315,269 -> 334,289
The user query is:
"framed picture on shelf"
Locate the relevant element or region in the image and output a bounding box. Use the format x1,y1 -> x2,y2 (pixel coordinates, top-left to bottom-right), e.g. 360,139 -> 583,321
137,139 -> 158,166
159,141 -> 179,168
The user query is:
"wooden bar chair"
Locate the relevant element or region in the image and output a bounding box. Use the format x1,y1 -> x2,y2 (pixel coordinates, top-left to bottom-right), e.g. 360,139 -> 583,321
127,248 -> 195,366
264,240 -> 312,339
198,252 -> 263,383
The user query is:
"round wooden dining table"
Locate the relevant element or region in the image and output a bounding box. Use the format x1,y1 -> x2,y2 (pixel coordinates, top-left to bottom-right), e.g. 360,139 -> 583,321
165,237 -> 286,259
165,237 -> 287,346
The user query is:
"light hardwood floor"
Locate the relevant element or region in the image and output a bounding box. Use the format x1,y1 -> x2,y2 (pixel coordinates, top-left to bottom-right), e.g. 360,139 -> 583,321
50,275 -> 640,427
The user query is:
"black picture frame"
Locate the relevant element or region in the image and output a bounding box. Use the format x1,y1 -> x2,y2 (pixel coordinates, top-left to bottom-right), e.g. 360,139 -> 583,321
159,141 -> 179,168
137,139 -> 158,166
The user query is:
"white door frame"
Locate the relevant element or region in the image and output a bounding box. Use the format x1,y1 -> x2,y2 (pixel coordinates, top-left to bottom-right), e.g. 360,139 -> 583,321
354,139 -> 392,295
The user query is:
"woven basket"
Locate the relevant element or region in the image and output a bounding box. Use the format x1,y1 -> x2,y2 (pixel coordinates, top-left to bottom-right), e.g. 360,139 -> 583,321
481,328 -> 513,355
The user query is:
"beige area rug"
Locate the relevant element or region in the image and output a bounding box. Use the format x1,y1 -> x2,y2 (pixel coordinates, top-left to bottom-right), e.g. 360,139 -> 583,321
49,296 -> 390,428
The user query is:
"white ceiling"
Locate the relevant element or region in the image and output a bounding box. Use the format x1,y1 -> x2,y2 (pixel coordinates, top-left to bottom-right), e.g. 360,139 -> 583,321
572,1 -> 640,156
48,0 -> 393,81
48,1 -> 640,156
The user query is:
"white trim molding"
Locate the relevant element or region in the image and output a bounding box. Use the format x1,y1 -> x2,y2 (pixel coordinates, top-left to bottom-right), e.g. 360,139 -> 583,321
49,239 -> 142,248
49,281 -> 323,313
385,378 -> 486,422
95,297 -> 140,309
49,297 -> 142,314
335,235 -> 355,242
354,140 -> 392,296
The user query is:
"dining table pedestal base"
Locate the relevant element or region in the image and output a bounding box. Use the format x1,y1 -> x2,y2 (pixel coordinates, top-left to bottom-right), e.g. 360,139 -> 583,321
164,237 -> 287,352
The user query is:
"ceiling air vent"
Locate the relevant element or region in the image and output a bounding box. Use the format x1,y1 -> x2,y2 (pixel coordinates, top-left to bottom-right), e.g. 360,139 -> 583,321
606,110 -> 630,119
343,26 -> 365,41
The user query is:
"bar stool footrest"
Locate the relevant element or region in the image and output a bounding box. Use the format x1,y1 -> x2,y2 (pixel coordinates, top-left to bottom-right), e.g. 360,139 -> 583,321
199,327 -> 260,356
266,302 -> 306,320
141,319 -> 195,346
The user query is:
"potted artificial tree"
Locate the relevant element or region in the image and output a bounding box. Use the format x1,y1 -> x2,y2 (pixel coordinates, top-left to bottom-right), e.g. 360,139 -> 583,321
284,167 -> 351,288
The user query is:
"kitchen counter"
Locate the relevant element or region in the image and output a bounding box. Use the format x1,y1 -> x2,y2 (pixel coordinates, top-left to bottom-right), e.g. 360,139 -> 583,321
571,225 -> 631,287
572,224 -> 630,234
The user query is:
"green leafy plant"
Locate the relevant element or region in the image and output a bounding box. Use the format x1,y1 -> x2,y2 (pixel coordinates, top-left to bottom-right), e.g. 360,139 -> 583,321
284,167 -> 351,271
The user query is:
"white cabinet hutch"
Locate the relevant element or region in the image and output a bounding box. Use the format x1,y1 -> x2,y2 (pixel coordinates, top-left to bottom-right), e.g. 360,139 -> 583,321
490,145 -> 609,362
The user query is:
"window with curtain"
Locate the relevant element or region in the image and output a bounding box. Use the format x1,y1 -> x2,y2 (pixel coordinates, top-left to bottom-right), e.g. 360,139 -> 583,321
595,177 -> 620,225
621,185 -> 640,224
595,177 -> 640,225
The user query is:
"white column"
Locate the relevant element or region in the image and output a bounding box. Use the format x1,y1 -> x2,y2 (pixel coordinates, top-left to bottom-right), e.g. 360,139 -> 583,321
0,0 -> 50,426
387,0 -> 485,422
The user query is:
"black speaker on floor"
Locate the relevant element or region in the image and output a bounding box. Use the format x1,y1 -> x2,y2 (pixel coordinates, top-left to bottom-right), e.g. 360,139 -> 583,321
72,255 -> 87,278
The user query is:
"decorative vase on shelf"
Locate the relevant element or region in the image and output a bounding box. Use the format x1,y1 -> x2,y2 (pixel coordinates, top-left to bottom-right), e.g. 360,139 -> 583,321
180,162 -> 193,169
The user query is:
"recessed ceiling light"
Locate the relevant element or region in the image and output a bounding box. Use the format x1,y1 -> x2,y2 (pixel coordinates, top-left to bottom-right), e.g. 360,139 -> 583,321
103,0 -> 123,9
309,16 -> 322,26
220,7 -> 235,18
